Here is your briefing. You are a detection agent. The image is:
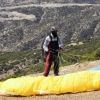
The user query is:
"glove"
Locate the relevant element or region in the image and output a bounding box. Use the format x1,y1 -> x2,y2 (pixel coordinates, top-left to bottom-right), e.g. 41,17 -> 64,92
59,47 -> 64,50
45,51 -> 49,55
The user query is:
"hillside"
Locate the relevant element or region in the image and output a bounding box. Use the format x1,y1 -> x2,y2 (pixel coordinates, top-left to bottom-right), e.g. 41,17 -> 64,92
0,0 -> 100,7
0,60 -> 100,100
0,1 -> 100,99
0,4 -> 100,51
0,35 -> 100,81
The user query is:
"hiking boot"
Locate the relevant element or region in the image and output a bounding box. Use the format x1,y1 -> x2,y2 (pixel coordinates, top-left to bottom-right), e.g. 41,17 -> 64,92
54,73 -> 59,76
43,73 -> 48,77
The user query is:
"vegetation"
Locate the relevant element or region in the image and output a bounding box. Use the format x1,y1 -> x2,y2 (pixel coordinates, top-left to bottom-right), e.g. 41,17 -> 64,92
0,3 -> 100,81
0,36 -> 100,81
0,5 -> 100,51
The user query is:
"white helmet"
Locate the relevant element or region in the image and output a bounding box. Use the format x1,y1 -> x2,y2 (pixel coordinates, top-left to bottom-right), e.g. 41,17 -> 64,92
51,26 -> 58,32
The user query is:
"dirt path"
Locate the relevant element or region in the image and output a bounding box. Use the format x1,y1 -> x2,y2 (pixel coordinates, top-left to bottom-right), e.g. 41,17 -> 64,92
0,60 -> 100,100
0,3 -> 96,10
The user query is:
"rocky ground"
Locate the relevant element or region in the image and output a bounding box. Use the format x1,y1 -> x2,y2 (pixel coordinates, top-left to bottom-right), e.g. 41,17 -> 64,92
0,60 -> 100,100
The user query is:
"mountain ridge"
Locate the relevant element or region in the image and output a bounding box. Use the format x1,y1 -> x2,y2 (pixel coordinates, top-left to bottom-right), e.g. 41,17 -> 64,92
0,4 -> 100,51
0,0 -> 100,7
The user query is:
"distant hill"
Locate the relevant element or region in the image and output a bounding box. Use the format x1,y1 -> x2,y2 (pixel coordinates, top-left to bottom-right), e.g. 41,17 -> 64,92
0,4 -> 100,51
0,0 -> 100,7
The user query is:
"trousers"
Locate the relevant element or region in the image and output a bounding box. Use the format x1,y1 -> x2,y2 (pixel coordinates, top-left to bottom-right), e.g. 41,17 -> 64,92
43,52 -> 59,76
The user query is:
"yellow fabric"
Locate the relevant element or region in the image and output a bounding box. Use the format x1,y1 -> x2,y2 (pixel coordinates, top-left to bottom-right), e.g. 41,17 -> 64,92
0,71 -> 100,96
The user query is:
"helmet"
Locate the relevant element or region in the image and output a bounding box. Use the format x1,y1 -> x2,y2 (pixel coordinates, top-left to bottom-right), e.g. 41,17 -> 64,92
51,26 -> 58,32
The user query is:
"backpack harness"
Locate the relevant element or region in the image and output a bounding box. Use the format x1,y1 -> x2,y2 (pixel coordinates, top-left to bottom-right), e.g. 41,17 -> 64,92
42,35 -> 59,62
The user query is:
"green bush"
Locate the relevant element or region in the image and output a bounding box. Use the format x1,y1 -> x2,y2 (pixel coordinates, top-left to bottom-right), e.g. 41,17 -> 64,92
93,49 -> 100,59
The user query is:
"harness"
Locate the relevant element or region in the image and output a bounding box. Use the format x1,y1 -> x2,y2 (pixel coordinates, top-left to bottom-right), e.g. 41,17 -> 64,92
48,35 -> 59,52
42,35 -> 59,62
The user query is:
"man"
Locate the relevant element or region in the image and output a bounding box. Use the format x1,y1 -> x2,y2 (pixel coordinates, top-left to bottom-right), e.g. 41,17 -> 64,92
43,26 -> 63,76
